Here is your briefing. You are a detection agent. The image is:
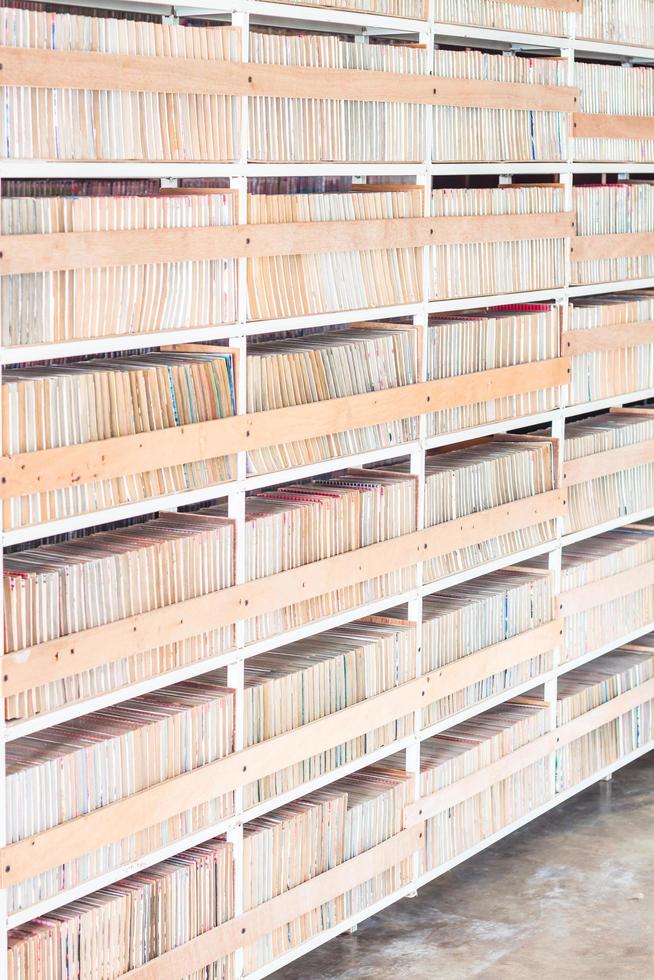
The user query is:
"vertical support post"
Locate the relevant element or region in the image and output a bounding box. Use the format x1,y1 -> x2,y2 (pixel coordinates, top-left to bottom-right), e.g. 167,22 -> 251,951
352,32 -> 369,186
0,609 -> 5,955
227,11 -> 250,979
0,167 -> 8,977
230,6 -> 250,493
545,512 -> 562,795
547,292 -> 567,798
547,12 -> 576,795
404,26 -> 433,892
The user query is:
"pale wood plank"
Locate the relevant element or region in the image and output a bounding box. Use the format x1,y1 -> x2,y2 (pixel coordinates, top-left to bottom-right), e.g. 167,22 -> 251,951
3,490 -> 565,698
405,675 -> 654,826
0,357 -> 569,500
0,47 -> 577,111
574,113 -> 654,141
0,212 -> 576,276
609,407 -> 654,416
120,825 -> 424,980
504,0 -> 580,8
560,561 -> 654,617
0,618 -> 561,885
564,439 -> 654,485
572,232 -> 654,263
563,321 -> 654,355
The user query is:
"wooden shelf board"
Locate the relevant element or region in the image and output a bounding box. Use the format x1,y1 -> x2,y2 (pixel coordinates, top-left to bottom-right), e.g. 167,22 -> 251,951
0,46 -> 577,112
0,618 -> 561,886
0,212 -> 576,276
3,488 -> 564,698
0,357 -> 569,500
572,232 -> 654,264
407,675 -> 654,825
564,320 -> 654,355
564,438 -> 654,486
574,113 -> 654,141
560,561 -> 654,617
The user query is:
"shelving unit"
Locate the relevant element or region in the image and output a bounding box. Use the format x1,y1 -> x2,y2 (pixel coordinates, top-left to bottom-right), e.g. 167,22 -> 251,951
2,0 -> 654,976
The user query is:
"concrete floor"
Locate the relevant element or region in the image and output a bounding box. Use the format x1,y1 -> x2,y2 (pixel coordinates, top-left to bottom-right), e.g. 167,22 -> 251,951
271,754 -> 654,980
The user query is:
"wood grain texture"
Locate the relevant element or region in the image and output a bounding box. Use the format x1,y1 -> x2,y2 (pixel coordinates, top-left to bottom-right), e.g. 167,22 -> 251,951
0,620 -> 561,886
404,675 -> 654,826
563,321 -> 654,355
503,0 -> 580,8
2,489 -> 565,698
0,357 -> 569,500
0,212 -> 576,275
574,113 -> 654,140
560,561 -> 654,617
572,232 -> 654,263
120,825 -> 425,980
0,46 -> 578,111
564,439 -> 654,485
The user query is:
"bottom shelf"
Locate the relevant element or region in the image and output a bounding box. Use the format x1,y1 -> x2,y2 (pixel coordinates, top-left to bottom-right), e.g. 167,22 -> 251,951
240,660 -> 654,980
251,739 -> 654,980
8,660 -> 652,980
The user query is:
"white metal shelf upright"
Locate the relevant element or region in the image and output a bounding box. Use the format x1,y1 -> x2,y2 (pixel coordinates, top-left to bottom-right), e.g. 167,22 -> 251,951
227,18 -> 250,977
0,230 -> 6,980
403,10 -> 434,883
542,7 -> 576,789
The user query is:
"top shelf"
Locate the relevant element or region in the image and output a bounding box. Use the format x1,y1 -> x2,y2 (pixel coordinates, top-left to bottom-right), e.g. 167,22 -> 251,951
33,0 -> 432,35
11,0 -> 654,58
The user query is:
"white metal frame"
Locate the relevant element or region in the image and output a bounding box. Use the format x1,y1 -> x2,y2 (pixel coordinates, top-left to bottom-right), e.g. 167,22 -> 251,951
3,1 -> 654,976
